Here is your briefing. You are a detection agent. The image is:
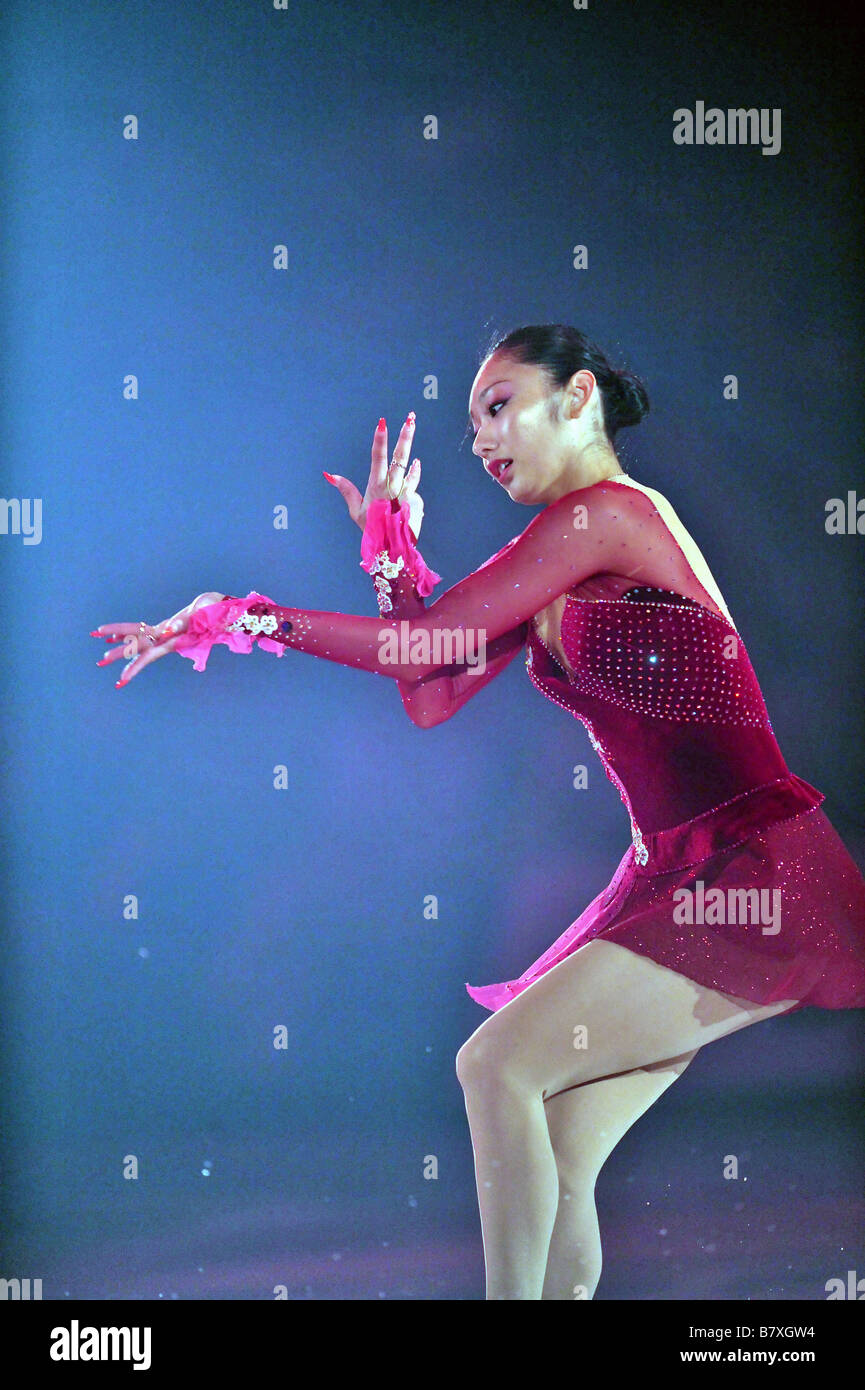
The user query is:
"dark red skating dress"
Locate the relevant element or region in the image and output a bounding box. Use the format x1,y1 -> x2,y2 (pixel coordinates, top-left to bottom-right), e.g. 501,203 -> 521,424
466,487 -> 865,1013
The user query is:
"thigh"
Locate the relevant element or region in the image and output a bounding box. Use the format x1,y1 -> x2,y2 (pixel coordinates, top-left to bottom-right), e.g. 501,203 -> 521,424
543,1050 -> 698,1184
458,940 -> 797,1097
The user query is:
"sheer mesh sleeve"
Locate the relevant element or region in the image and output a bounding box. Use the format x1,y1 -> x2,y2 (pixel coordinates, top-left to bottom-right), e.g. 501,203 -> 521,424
384,529 -> 529,727
356,496 -> 524,725
172,481 -> 727,695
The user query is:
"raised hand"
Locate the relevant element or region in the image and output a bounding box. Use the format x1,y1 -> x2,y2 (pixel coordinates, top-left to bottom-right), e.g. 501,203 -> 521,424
324,413 -> 425,540
90,591 -> 225,687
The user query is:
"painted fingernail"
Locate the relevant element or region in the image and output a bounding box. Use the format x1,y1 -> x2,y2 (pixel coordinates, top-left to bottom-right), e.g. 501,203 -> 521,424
115,680 -> 127,688
406,412 -> 415,423
377,418 -> 386,430
89,629 -> 102,637
322,471 -> 335,483
97,658 -> 110,666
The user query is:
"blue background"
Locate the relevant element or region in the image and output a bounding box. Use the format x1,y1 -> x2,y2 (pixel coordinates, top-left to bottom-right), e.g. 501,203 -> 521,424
1,0 -> 863,1299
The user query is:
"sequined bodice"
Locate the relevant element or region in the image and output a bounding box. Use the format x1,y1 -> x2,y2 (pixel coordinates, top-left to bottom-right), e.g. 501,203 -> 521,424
554,587 -> 766,725
526,582 -> 790,855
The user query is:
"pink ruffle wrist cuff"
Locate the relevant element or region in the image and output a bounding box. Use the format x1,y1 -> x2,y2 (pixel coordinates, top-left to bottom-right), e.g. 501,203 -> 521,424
360,499 -> 441,606
172,591 -> 289,672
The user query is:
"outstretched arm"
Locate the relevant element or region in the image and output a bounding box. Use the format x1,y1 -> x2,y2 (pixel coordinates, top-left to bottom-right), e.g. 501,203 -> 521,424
96,479 -> 653,690
238,478 -> 644,679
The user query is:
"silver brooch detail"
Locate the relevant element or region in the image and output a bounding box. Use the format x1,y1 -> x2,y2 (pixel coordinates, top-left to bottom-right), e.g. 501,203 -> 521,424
631,826 -> 649,866
227,611 -> 279,636
370,550 -> 405,581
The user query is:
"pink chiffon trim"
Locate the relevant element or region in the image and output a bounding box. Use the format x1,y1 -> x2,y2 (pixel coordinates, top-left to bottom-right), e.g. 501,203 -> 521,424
172,592 -> 288,672
360,499 -> 441,596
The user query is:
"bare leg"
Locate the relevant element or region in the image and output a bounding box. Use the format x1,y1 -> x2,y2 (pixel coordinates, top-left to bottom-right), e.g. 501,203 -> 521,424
458,1065 -> 560,1301
456,940 -> 797,1300
541,1051 -> 696,1299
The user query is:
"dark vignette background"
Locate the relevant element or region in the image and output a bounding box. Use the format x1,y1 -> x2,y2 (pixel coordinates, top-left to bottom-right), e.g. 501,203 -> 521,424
0,0 -> 862,1300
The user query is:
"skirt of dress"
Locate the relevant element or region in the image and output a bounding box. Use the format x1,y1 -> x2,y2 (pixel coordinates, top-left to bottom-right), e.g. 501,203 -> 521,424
465,774 -> 865,1013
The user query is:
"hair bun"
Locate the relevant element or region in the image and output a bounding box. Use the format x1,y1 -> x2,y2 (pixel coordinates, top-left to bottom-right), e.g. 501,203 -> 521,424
476,324 -> 650,442
612,370 -> 650,429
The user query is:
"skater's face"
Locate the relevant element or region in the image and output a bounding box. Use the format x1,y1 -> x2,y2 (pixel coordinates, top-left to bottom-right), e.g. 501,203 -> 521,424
468,354 -> 615,506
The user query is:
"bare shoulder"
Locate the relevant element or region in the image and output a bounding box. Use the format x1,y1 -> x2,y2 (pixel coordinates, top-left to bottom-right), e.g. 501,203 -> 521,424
606,474 -> 669,510
608,475 -> 738,632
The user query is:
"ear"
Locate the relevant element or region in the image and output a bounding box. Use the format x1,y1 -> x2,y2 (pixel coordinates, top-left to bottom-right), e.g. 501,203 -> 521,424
566,368 -> 598,417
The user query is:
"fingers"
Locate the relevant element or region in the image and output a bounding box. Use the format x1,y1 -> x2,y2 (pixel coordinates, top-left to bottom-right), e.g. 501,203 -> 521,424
90,623 -> 139,641
89,624 -> 144,664
371,413 -> 419,501
386,414 -> 416,496
91,597 -> 224,687
95,644 -> 128,667
113,634 -> 179,687
324,473 -> 363,522
90,620 -> 181,685
401,457 -> 421,500
370,418 -> 390,492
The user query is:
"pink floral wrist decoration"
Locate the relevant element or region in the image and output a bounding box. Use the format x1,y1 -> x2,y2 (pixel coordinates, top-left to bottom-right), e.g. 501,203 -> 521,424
360,498 -> 441,614
171,591 -> 294,672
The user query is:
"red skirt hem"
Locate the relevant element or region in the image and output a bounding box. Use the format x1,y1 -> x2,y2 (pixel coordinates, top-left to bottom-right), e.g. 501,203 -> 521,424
465,774 -> 865,1013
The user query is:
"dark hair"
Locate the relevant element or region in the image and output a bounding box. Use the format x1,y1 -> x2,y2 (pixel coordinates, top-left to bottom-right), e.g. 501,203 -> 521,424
471,322 -> 649,442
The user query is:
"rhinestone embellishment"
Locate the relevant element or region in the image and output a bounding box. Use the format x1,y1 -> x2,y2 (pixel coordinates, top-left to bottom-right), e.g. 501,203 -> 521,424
631,826 -> 649,867
369,549 -> 406,614
370,550 -> 405,581
227,610 -> 279,636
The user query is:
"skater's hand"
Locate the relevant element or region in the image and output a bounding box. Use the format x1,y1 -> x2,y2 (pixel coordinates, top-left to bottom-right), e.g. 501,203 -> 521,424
323,414 -> 425,540
90,591 -> 226,687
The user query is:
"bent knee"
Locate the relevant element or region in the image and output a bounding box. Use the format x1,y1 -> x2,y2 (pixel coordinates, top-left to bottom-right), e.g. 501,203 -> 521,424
456,1030 -> 524,1090
455,1038 -> 483,1089
553,1163 -> 599,1203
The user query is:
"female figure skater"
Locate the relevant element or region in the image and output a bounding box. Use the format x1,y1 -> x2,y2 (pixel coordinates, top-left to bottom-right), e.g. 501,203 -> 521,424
91,324 -> 865,1300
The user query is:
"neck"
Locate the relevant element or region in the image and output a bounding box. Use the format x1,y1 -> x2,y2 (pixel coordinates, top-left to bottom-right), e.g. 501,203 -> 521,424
545,444 -> 625,503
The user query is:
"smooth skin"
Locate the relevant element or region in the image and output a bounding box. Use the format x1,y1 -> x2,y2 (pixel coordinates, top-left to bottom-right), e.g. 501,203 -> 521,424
92,358 -> 798,1299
